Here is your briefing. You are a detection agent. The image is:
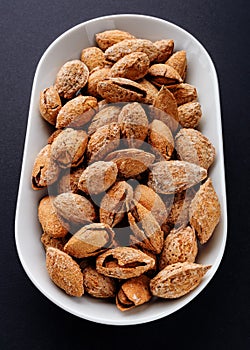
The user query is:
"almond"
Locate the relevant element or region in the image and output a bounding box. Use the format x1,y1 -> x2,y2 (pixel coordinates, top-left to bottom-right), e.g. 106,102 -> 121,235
148,119 -> 174,160
87,67 -> 111,98
39,86 -> 61,125
110,52 -> 150,80
88,105 -> 121,135
166,50 -> 187,80
96,29 -> 136,51
168,83 -> 197,106
178,101 -> 202,128
148,63 -> 182,86
154,39 -> 174,63
80,46 -> 106,72
83,266 -> 116,298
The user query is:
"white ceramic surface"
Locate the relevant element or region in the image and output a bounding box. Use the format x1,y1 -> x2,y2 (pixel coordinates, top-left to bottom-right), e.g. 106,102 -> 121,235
15,14 -> 227,325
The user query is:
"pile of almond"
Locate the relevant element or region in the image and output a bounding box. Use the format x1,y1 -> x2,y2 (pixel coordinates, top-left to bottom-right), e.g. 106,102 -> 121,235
32,29 -> 221,311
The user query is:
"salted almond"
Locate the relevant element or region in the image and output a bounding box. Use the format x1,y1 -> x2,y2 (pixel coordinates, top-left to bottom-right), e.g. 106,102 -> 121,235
152,86 -> 179,132
118,102 -> 148,147
96,247 -> 155,279
148,119 -> 174,160
168,83 -> 197,106
56,95 -> 98,128
154,39 -> 174,63
189,178 -> 221,244
110,52 -> 150,80
159,226 -> 198,269
166,50 -> 187,79
53,193 -> 96,225
96,29 -> 136,51
150,262 -> 211,298
148,63 -> 182,86
38,196 -> 69,238
80,47 -> 105,72
88,105 -> 121,135
78,161 -> 118,195
39,86 -> 61,125
32,144 -> 59,190
105,39 -> 158,62
105,148 -> 155,178
148,160 -> 207,194
46,247 -> 84,297
87,122 -> 120,163
178,101 -> 202,128
175,128 -> 216,170
128,202 -> 164,254
83,266 -> 116,298
64,223 -> 115,258
134,184 -> 168,226
55,60 -> 89,99
116,275 -> 151,311
87,67 -> 111,98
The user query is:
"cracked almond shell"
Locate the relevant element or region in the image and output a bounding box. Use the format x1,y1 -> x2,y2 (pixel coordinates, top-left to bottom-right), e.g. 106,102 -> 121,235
148,119 -> 174,160
55,60 -> 89,99
168,83 -> 197,106
178,101 -> 202,128
116,275 -> 151,311
189,178 -> 221,244
51,128 -> 88,168
175,128 -> 216,170
137,78 -> 158,104
148,160 -> 207,194
87,67 -> 111,98
166,50 -> 187,80
38,196 -> 69,238
78,161 -> 118,195
83,266 -> 116,298
148,63 -> 183,86
96,247 -> 155,279
110,52 -> 150,80
46,247 -> 84,297
159,226 -> 198,269
56,95 -> 98,128
105,148 -> 155,178
88,105 -> 121,135
96,29 -> 136,51
64,223 -> 115,258
118,102 -> 148,147
39,86 -> 61,125
53,192 -> 96,225
150,262 -> 211,298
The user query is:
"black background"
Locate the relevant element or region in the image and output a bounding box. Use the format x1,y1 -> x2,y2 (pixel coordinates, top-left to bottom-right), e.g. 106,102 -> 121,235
1,0 -> 250,348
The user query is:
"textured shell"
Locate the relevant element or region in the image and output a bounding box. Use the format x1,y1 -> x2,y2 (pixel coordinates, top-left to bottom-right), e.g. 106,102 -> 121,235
58,165 -> 85,194
110,52 -> 150,80
153,39 -> 174,63
97,77 -> 147,103
53,193 -> 96,225
88,105 -> 121,135
87,122 -> 120,163
175,128 -> 216,170
105,39 -> 158,62
178,101 -> 202,128
152,86 -> 179,132
96,29 -> 136,51
105,148 -> 155,178
118,102 -> 148,147
116,275 -> 151,311
159,226 -> 198,269
137,78 -> 159,104
55,60 -> 89,99
32,144 -> 59,190
83,266 -> 116,298
96,247 -> 155,279
39,86 -> 61,125
100,181 -> 133,227
51,128 -> 88,168
148,119 -> 174,160
78,161 -> 118,195
189,178 -> 221,244
64,223 -> 115,258
150,262 -> 211,298
166,50 -> 187,79
128,202 -> 164,254
148,63 -> 182,86
47,129 -> 62,144
148,160 -> 207,194
41,232 -> 68,251
56,95 -> 98,128
168,83 -> 197,106
134,184 -> 168,226
38,196 -> 69,238
80,46 -> 105,72
164,187 -> 196,228
87,67 -> 111,98
46,247 -> 84,297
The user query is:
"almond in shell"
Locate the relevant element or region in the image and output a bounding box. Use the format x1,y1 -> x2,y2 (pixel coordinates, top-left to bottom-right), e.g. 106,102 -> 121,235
153,39 -> 174,63
178,101 -> 202,128
189,178 -> 221,244
166,50 -> 187,80
137,78 -> 158,104
96,29 -> 136,51
39,86 -> 62,125
83,266 -> 116,298
148,63 -> 182,86
150,262 -> 211,298
80,46 -> 106,72
168,83 -> 197,106
87,67 -> 111,98
58,165 -> 85,194
88,105 -> 121,135
148,119 -> 174,160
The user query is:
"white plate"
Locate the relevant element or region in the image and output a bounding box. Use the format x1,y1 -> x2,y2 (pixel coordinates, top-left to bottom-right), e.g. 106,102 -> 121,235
15,14 -> 227,325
